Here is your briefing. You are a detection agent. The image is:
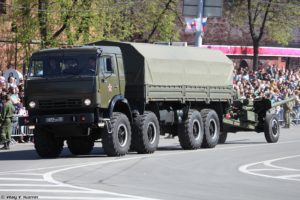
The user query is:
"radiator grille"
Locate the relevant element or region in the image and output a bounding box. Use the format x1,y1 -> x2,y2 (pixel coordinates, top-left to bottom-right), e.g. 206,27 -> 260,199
39,99 -> 82,109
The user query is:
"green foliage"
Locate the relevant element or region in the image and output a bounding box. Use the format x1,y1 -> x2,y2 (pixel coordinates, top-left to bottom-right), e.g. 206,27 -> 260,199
3,0 -> 180,67
225,0 -> 300,45
8,0 -> 180,47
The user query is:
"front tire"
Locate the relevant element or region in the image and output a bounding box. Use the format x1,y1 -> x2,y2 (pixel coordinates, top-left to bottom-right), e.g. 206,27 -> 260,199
102,112 -> 131,156
131,111 -> 160,154
178,109 -> 204,150
264,114 -> 280,143
34,127 -> 64,158
67,137 -> 94,155
201,109 -> 220,148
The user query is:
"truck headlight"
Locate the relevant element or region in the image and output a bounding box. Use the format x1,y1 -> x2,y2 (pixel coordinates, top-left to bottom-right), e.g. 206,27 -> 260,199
84,98 -> 91,106
29,101 -> 36,108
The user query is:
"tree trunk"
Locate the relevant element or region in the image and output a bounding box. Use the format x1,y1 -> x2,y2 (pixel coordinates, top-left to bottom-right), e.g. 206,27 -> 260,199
253,41 -> 259,71
38,0 -> 49,48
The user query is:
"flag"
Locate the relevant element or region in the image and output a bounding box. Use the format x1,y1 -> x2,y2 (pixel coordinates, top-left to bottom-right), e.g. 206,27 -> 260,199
202,17 -> 207,32
185,17 -> 207,33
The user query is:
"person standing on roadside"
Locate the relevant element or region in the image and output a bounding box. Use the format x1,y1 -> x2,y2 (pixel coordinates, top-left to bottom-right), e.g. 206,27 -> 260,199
283,90 -> 294,128
0,95 -> 15,150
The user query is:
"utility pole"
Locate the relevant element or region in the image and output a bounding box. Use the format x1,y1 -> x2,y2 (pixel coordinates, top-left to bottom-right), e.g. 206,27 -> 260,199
195,0 -> 204,47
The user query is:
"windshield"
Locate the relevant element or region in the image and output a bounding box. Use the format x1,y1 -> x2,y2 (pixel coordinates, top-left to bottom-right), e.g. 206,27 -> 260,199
29,52 -> 97,77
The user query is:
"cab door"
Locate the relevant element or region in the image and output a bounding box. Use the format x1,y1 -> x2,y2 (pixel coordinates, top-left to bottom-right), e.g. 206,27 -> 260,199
98,54 -> 121,108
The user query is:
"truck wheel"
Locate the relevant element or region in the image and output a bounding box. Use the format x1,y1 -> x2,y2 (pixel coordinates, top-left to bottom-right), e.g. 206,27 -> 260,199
131,111 -> 160,154
264,114 -> 280,143
218,132 -> 228,144
102,112 -> 131,156
201,109 -> 220,148
34,128 -> 64,158
67,137 -> 94,155
178,109 -> 204,150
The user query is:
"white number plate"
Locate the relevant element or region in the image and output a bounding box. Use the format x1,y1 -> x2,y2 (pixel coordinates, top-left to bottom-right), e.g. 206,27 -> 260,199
45,117 -> 64,123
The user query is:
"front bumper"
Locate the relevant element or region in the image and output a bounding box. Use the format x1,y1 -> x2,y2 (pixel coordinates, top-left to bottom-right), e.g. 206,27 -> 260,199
20,113 -> 95,126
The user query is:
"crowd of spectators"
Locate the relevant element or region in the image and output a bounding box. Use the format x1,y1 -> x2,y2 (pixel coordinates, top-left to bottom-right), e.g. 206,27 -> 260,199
0,70 -> 28,143
233,64 -> 300,122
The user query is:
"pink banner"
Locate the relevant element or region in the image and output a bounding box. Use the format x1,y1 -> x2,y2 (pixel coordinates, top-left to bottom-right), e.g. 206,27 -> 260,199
204,45 -> 300,57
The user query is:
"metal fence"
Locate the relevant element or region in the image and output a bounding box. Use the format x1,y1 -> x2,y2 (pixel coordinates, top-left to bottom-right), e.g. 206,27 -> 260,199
275,105 -> 300,125
11,115 -> 33,143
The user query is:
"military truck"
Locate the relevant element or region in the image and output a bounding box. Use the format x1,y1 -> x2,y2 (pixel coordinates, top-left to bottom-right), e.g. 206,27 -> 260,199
22,41 -> 279,158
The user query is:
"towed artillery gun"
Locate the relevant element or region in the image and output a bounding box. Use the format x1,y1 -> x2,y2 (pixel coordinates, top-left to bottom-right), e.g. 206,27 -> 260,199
222,96 -> 296,144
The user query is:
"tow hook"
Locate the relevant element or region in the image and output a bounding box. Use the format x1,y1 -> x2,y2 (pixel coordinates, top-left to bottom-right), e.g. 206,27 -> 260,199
98,118 -> 112,133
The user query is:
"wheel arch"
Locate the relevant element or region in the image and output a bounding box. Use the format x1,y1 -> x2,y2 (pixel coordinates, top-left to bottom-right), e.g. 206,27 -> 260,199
108,95 -> 132,123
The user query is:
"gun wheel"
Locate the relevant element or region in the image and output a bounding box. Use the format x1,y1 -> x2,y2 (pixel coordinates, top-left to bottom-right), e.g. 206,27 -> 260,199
264,114 -> 280,143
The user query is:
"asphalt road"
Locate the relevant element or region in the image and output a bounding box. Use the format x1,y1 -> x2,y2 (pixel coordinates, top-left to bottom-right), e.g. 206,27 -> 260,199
0,126 -> 300,200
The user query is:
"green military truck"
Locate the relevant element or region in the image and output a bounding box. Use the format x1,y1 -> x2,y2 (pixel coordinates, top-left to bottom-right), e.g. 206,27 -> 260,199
23,41 -> 280,158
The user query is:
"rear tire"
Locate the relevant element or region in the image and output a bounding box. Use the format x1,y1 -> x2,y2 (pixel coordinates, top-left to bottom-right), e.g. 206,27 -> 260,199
178,109 -> 204,150
34,127 -> 64,158
131,111 -> 160,154
67,137 -> 94,155
264,114 -> 280,143
201,109 -> 220,148
102,112 -> 131,156
218,132 -> 228,144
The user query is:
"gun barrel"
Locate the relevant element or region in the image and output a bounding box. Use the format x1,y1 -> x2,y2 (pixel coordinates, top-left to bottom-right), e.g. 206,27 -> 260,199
271,96 -> 296,108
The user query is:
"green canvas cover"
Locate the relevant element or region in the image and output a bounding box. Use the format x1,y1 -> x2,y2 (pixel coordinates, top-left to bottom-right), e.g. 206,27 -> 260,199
130,43 -> 233,86
92,41 -> 233,87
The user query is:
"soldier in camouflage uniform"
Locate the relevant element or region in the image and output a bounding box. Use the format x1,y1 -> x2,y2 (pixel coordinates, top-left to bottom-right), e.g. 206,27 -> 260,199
0,95 -> 15,150
283,92 -> 294,128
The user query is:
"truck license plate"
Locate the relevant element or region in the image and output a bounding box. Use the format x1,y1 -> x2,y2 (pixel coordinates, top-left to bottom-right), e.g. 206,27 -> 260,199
45,117 -> 64,123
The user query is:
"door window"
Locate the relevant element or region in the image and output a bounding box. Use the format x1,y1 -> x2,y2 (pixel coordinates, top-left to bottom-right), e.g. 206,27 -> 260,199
100,56 -> 115,74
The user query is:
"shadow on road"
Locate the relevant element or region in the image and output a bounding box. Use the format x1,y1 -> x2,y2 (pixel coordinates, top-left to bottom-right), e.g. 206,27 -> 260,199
158,145 -> 183,151
224,139 -> 266,145
0,147 -> 111,160
0,148 -> 39,160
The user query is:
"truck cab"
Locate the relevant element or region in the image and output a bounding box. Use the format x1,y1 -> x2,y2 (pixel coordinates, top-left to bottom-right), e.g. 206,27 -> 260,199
24,46 -> 132,157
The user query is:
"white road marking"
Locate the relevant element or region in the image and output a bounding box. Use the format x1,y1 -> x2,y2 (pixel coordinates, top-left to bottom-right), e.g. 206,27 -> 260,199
3,173 -> 43,176
0,157 -> 161,199
0,184 -> 62,187
0,177 -> 45,181
239,155 -> 300,182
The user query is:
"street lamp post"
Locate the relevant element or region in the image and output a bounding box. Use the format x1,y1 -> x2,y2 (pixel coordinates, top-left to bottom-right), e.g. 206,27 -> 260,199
195,0 -> 204,47
14,35 -> 18,69
11,21 -> 18,69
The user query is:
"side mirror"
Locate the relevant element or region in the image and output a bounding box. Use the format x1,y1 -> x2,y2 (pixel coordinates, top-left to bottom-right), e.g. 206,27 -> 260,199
97,48 -> 102,57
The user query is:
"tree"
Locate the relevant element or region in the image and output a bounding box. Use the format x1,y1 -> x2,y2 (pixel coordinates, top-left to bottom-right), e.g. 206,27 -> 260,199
10,0 -> 180,46
225,0 -> 300,70
2,0 -> 181,68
